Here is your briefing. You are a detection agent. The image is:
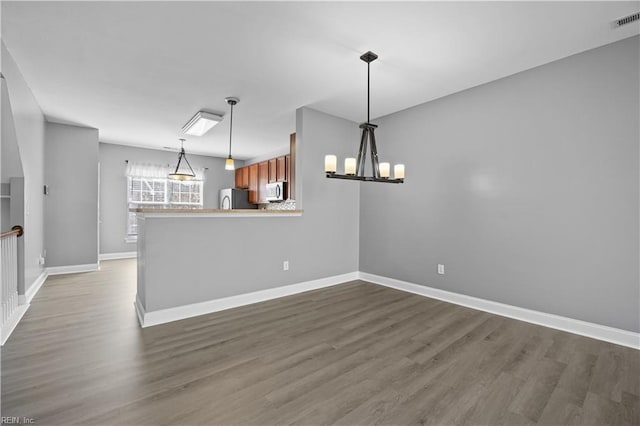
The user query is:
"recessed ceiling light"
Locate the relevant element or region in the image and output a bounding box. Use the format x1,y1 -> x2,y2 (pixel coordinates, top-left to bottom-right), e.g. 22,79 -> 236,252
182,111 -> 223,136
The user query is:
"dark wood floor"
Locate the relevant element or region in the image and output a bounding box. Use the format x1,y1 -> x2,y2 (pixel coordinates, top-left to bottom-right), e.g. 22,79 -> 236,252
2,259 -> 638,425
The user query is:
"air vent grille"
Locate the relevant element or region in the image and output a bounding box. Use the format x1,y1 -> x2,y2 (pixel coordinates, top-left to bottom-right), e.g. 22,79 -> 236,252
613,12 -> 639,27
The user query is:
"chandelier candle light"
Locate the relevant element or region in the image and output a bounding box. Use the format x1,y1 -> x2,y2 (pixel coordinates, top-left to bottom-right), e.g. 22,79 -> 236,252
168,138 -> 196,181
325,51 -> 404,183
225,97 -> 239,171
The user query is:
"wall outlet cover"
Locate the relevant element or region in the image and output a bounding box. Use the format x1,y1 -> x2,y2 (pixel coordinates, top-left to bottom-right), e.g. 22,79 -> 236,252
437,264 -> 445,275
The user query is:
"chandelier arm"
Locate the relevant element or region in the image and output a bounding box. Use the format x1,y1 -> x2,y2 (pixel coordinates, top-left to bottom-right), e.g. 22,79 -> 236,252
173,150 -> 184,174
361,132 -> 368,177
356,127 -> 368,176
182,150 -> 195,176
369,128 -> 380,179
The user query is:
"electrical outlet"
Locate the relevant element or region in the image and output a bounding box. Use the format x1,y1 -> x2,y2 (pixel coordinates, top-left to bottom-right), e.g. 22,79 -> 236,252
283,261 -> 289,271
437,264 -> 445,275
38,256 -> 45,266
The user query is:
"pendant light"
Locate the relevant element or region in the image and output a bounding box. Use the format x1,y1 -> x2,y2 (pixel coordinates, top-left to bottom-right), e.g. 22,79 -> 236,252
225,97 -> 239,171
324,51 -> 404,183
168,138 -> 196,181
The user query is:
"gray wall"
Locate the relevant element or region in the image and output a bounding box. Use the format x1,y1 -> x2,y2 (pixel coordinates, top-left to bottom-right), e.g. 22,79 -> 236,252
1,42 -> 46,294
1,199 -> 9,231
9,178 -> 25,292
360,36 -> 639,332
44,122 -> 99,267
1,78 -> 24,184
139,108 -> 360,311
98,143 -> 239,255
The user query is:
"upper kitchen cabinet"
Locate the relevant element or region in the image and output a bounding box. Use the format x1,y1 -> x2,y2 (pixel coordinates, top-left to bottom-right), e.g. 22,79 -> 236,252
276,156 -> 286,182
235,166 -> 249,189
268,158 -> 277,183
248,163 -> 259,204
258,161 -> 269,203
235,132 -> 295,204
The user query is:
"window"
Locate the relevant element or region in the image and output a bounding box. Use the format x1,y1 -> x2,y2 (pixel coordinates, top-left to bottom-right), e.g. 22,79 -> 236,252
126,164 -> 204,238
169,181 -> 202,206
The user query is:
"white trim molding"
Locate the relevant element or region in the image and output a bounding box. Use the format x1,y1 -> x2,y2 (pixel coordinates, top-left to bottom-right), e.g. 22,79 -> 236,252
359,272 -> 640,350
22,269 -> 49,304
1,304 -> 29,345
4,270 -> 49,345
135,272 -> 359,328
47,263 -> 99,276
99,252 -> 137,261
135,295 -> 145,327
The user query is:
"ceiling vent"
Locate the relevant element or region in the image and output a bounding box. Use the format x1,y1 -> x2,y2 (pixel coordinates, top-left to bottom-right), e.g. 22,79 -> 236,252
612,12 -> 639,27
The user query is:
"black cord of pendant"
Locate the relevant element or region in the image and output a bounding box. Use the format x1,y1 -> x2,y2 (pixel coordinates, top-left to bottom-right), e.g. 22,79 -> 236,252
228,103 -> 234,158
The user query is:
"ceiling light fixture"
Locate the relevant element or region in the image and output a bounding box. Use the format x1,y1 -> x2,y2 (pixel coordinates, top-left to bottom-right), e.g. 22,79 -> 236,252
325,51 -> 404,183
168,138 -> 196,181
225,97 -> 239,171
182,111 -> 222,136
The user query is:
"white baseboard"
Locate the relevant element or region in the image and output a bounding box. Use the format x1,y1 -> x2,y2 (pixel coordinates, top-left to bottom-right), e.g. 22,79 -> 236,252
22,269 -> 49,304
136,271 -> 359,328
1,304 -> 29,345
5,270 -> 49,345
47,263 -> 99,276
359,272 -> 640,350
99,252 -> 137,261
133,269 -> 638,349
135,295 -> 145,327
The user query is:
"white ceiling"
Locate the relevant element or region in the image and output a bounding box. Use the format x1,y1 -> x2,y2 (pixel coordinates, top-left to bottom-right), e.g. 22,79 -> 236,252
2,1 -> 638,159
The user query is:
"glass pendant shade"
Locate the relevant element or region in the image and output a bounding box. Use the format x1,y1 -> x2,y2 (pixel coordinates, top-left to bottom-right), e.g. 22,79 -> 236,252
345,158 -> 357,175
394,164 -> 405,179
324,155 -> 337,173
379,162 -> 390,178
168,171 -> 195,181
225,157 -> 235,170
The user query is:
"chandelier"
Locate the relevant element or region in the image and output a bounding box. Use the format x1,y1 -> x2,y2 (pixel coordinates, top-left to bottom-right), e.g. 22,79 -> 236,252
324,51 -> 404,183
168,138 -> 196,181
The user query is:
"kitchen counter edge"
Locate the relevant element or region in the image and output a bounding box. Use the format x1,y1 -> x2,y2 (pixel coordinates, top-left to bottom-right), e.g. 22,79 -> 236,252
131,208 -> 303,218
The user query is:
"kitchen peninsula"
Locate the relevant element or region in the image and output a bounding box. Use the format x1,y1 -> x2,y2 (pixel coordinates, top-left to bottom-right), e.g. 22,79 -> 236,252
134,207 -> 304,327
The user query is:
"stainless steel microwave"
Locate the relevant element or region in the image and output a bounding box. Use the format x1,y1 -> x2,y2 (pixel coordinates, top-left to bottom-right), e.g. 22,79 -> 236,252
265,182 -> 286,202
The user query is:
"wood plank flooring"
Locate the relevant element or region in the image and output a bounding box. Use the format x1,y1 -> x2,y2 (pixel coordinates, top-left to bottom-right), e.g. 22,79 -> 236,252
2,259 -> 638,425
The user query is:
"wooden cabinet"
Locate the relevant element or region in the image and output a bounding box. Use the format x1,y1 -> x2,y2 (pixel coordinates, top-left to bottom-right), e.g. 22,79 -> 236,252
258,161 -> 269,203
248,164 -> 259,204
276,156 -> 286,182
268,158 -> 277,183
285,155 -> 290,182
243,136 -> 295,204
235,166 -> 249,189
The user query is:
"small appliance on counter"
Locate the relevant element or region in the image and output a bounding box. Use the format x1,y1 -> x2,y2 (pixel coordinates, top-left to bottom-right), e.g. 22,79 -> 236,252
265,182 -> 287,202
219,188 -> 256,210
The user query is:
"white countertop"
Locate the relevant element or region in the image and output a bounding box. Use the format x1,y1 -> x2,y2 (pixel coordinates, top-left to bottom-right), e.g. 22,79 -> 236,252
131,208 -> 303,218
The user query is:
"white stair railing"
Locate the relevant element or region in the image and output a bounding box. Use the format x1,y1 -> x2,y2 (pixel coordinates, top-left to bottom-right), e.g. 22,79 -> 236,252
1,225 -> 23,343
